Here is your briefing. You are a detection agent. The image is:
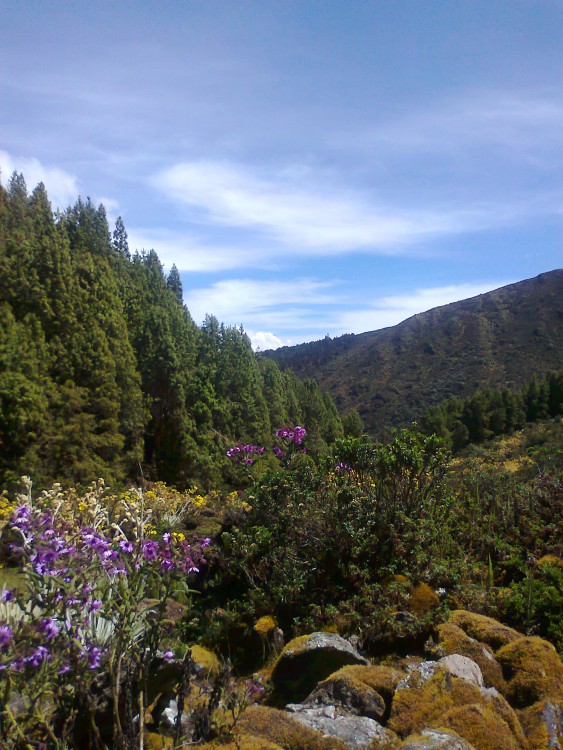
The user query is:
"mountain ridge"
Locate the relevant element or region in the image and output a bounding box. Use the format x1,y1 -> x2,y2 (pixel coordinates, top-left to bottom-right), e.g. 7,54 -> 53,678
264,269 -> 563,435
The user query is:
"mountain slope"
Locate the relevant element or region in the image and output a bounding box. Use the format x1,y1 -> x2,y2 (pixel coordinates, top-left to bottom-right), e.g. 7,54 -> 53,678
265,270 -> 563,435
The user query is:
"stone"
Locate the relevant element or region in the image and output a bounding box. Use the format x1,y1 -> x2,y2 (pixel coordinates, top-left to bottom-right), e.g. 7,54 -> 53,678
436,622 -> 506,692
495,636 -> 563,709
304,664 -> 404,721
401,728 -> 477,749
437,655 -> 484,688
287,703 -> 399,749
271,632 -> 369,702
518,698 -> 563,749
448,611 -> 521,651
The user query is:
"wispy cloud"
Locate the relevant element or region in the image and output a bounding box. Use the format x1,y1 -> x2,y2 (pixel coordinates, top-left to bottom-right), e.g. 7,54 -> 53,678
331,282 -> 513,337
151,160 -> 487,253
185,278 -> 338,326
361,92 -> 563,156
186,278 -> 513,350
0,150 -> 79,209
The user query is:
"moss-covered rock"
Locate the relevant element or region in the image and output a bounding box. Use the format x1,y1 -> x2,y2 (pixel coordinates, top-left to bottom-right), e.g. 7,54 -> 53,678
517,698 -> 563,749
401,728 -> 477,749
286,703 -> 401,748
436,622 -> 506,692
144,733 -> 175,750
448,611 -> 521,651
496,636 -> 563,708
389,669 -> 485,739
409,584 -> 440,615
189,644 -> 221,677
305,665 -> 404,721
389,667 -> 525,749
440,703 -> 524,750
237,705 -> 348,749
271,632 -> 368,702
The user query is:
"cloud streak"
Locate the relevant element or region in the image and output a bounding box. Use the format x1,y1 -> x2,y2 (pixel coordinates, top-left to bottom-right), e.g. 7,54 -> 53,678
0,150 -> 79,209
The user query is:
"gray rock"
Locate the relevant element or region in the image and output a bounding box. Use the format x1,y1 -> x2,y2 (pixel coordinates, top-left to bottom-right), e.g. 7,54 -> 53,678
397,661 -> 438,691
401,728 -> 477,749
271,631 -> 368,701
286,703 -> 395,749
304,672 -> 386,720
539,701 -> 562,750
437,655 -> 484,687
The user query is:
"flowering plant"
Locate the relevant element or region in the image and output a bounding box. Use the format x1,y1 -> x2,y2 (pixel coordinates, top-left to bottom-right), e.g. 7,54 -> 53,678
0,477 -> 209,749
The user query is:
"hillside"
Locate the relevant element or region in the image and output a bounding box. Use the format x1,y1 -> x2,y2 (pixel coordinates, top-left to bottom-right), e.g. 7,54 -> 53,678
265,270 -> 563,435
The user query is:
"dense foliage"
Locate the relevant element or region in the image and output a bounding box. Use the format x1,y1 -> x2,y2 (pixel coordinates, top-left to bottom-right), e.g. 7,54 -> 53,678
421,370 -> 563,450
0,174 -> 343,491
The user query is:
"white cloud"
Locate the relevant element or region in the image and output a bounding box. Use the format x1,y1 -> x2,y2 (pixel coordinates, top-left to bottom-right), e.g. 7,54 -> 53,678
127,228 -> 268,272
331,282 -> 513,336
358,92 -> 563,157
185,278 -> 338,326
0,150 -> 79,209
151,160 -> 481,253
249,331 -> 287,351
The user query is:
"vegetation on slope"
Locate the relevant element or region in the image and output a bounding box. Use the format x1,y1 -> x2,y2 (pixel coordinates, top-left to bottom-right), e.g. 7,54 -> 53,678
265,270 -> 563,437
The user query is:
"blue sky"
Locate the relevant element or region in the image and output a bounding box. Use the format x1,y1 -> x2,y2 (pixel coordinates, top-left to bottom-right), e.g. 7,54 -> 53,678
1,1 -> 561,350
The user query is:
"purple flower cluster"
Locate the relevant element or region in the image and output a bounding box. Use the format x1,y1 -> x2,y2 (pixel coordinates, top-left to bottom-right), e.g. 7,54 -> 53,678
275,426 -> 307,446
226,444 -> 265,465
273,425 -> 307,461
1,502 -> 210,677
335,462 -> 352,473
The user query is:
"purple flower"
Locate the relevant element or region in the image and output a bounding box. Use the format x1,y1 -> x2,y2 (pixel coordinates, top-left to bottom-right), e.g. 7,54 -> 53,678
162,532 -> 171,544
24,646 -> 51,667
38,618 -> 61,640
59,663 -> 70,675
0,625 -> 13,650
0,588 -> 16,602
89,599 -> 102,613
119,540 -> 134,553
163,650 -> 174,660
142,540 -> 159,562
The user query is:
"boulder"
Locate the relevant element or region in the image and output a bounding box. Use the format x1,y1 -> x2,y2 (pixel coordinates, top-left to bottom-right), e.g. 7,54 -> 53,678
389,666 -> 526,748
401,729 -> 477,749
517,698 -> 563,749
436,622 -> 506,692
390,668 -> 486,739
495,636 -> 563,708
437,655 -> 484,688
237,704 -> 349,749
271,632 -> 368,702
439,703 -> 524,750
286,704 -> 400,749
305,665 -> 404,721
448,611 -> 521,651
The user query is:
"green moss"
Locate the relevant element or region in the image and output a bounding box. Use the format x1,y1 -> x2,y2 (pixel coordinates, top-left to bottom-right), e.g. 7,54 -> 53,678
410,584 -> 440,615
237,705 -> 348,750
517,698 -> 563,750
449,611 -> 522,651
322,664 -> 404,715
441,703 -> 523,750
496,636 -> 563,708
436,622 -> 506,692
190,644 -> 221,677
389,670 -> 485,738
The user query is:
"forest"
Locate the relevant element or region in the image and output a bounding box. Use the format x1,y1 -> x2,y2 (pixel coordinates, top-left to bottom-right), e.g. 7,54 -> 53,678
0,174 -> 344,493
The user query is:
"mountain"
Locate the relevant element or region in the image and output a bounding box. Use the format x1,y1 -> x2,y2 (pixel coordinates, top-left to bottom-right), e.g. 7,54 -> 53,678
264,270 -> 563,436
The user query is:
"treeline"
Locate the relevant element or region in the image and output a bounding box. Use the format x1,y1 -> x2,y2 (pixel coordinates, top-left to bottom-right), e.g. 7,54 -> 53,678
421,371 -> 563,450
0,174 -> 343,490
